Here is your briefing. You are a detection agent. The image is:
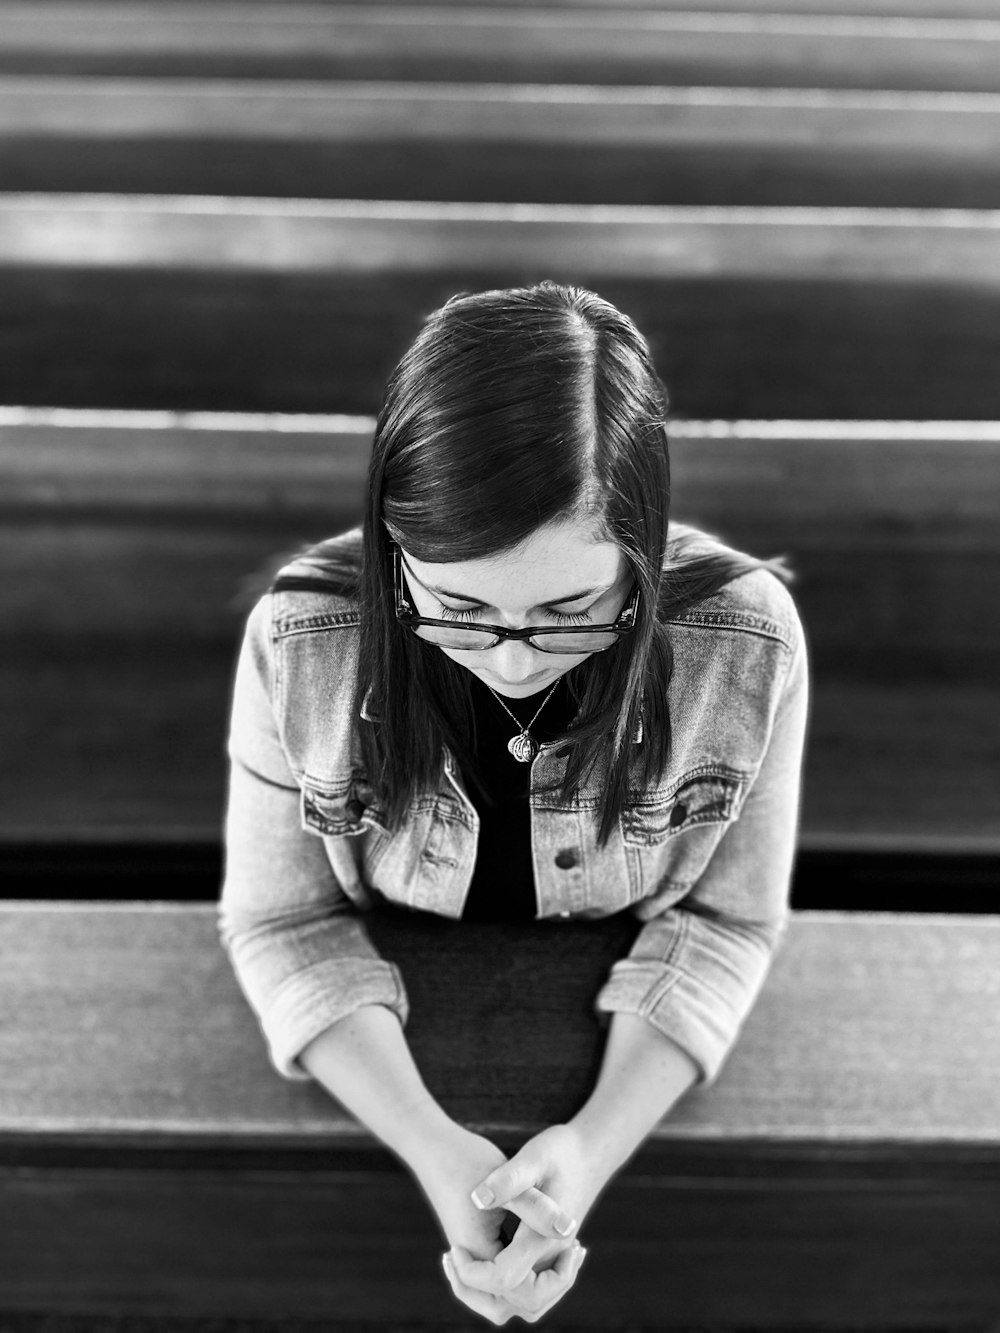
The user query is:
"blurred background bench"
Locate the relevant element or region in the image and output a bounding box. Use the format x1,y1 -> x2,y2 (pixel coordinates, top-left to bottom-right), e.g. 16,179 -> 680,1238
4,82 -> 1000,207
3,4 -> 1000,90
3,410 -> 998,875
4,197 -> 1000,419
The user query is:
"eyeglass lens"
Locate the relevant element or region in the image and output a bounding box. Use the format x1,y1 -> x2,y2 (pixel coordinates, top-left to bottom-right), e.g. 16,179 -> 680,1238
412,624 -> 620,653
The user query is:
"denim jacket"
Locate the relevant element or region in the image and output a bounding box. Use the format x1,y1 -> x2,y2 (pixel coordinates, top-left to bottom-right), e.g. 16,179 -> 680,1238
219,526 -> 808,1086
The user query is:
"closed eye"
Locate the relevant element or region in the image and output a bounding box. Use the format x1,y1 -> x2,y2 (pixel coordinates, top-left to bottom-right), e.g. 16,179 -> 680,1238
436,603 -> 594,626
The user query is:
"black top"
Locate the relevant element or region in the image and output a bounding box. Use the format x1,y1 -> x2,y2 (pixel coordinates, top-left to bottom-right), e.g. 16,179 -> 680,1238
460,671 -> 579,922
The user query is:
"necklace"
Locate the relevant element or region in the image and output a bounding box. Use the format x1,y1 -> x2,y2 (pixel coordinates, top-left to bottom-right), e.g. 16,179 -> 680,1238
485,680 -> 561,764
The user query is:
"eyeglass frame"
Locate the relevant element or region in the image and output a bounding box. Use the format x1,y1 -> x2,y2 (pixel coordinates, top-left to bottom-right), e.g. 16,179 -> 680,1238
393,544 -> 640,653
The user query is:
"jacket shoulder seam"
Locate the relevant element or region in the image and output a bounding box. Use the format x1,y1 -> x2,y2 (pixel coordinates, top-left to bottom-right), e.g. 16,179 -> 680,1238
664,608 -> 796,652
272,602 -> 361,636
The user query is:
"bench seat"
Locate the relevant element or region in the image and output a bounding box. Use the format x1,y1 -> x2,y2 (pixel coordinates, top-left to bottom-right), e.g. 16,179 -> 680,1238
1,902 -> 998,1323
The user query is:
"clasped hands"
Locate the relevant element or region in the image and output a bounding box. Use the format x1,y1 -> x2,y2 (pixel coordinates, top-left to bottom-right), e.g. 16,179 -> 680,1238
424,1123 -> 601,1325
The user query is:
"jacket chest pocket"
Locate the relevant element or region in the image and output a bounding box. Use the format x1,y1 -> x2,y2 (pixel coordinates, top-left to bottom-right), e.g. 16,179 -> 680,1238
300,778 -> 394,888
620,768 -> 746,897
301,777 -> 388,841
301,779 -> 472,912
622,769 -> 745,846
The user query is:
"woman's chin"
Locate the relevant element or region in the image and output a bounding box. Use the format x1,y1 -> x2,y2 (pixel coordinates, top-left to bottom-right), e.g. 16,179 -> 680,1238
473,667 -> 564,698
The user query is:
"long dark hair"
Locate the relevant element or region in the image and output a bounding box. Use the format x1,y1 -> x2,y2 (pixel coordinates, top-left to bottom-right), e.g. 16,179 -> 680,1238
277,282 -> 787,843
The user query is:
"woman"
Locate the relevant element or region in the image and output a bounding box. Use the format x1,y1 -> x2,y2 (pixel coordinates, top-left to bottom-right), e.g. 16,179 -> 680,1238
220,281 -> 808,1324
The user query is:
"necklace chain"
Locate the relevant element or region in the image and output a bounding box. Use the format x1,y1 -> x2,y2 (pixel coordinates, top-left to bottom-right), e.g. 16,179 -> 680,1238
485,680 -> 561,763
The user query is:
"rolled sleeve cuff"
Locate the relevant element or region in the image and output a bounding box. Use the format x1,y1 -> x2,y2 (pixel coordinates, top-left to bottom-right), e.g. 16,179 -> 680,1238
262,957 -> 410,1080
594,909 -> 782,1084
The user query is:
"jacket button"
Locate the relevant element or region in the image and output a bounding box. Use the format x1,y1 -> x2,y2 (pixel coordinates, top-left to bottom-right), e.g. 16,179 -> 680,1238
555,849 -> 578,870
669,802 -> 688,829
346,798 -> 364,821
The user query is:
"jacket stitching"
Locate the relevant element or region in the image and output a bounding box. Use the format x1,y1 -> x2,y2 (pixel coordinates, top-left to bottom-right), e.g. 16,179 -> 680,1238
275,611 -> 360,636
626,763 -> 749,809
666,611 -> 795,651
268,596 -> 287,723
272,599 -> 792,647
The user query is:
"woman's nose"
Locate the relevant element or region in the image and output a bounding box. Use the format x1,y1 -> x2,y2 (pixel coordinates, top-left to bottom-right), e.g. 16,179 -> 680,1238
486,637 -> 546,683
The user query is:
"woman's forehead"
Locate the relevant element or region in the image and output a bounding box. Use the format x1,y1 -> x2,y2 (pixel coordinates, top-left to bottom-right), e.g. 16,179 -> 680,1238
402,518 -> 625,605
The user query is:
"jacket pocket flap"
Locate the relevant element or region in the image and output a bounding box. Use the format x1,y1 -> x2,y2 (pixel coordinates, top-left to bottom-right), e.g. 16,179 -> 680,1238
300,779 -> 383,837
622,769 -> 745,846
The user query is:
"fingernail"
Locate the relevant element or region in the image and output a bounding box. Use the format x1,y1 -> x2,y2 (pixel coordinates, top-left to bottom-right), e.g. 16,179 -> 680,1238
471,1185 -> 495,1209
555,1216 -> 577,1237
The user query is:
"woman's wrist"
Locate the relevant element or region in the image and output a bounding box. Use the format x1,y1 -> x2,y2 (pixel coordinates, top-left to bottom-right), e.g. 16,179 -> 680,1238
566,1101 -> 635,1190
407,1113 -> 500,1190
300,1006 -> 461,1172
396,1098 -> 473,1178
547,1116 -> 617,1214
568,1013 -> 701,1184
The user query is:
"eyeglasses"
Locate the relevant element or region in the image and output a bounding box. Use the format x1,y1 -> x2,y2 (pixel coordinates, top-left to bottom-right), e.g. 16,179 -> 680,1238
393,545 -> 639,655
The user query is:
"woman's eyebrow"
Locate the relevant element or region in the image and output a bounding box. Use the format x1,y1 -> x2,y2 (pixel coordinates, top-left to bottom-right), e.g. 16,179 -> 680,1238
404,559 -> 609,609
429,583 -> 606,609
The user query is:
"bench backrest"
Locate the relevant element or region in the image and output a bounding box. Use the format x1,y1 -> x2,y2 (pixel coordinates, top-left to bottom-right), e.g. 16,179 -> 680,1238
3,410 -> 998,851
5,197 -> 1000,420
3,7 -> 999,90
4,84 -> 1000,209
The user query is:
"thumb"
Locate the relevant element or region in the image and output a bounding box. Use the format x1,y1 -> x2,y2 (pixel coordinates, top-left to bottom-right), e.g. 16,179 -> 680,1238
471,1145 -> 542,1210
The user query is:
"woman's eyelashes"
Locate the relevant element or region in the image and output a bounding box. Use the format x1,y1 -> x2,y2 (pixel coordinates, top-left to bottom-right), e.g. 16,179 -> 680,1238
436,602 -> 594,625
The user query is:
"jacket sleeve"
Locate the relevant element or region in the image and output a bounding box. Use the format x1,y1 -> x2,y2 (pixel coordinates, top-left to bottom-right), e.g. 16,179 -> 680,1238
594,617 -> 809,1084
218,594 -> 408,1081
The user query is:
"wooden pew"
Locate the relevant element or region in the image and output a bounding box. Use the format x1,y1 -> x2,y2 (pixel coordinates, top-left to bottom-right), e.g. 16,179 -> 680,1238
1,901 -> 998,1323
4,80 -> 1000,209
330,0 -> 1000,12
5,195 -> 1000,421
2,6 -> 1000,92
11,0 -> 1000,15
3,409 -> 998,859
0,407 -> 362,843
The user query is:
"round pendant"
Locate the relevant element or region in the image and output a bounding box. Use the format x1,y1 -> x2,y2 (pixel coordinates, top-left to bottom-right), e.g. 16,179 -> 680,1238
507,731 -> 539,763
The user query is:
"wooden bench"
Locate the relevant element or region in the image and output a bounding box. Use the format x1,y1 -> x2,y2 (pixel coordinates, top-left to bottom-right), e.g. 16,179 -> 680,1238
3,408 -> 998,863
5,81 -> 1000,209
1,901 -> 998,1324
320,0 -> 1000,13
5,195 -> 1000,420
2,5 -> 999,92
11,0 -> 1000,15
